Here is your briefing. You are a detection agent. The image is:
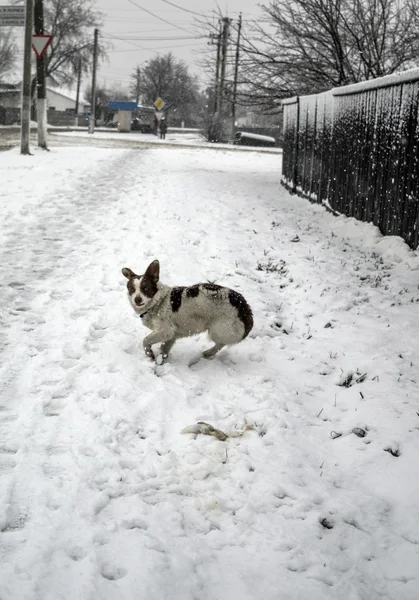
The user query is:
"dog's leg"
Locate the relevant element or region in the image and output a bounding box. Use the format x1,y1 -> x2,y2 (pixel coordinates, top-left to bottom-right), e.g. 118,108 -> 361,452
160,338 -> 177,362
143,332 -> 172,361
202,343 -> 225,358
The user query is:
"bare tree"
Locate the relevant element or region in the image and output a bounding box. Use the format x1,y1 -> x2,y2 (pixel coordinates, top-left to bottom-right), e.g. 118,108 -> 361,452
205,0 -> 419,111
43,0 -> 107,86
0,30 -> 17,81
140,53 -> 200,122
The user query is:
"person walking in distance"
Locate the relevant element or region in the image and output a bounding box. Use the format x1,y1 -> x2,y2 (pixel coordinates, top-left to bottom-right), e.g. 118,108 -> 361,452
159,117 -> 167,140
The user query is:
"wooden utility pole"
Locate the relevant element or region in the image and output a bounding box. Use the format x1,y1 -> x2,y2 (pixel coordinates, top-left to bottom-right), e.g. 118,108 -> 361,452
75,56 -> 81,126
212,24 -> 221,114
231,13 -> 242,139
21,0 -> 34,155
133,66 -> 141,105
218,17 -> 230,116
34,0 -> 48,149
88,28 -> 98,134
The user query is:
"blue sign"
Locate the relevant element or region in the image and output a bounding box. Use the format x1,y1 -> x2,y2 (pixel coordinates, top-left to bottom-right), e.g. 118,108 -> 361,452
107,101 -> 137,111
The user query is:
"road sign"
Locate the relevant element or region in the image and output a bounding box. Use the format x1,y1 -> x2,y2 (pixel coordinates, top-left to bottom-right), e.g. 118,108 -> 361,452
32,34 -> 53,58
0,17 -> 24,26
0,5 -> 24,15
0,5 -> 24,25
154,97 -> 165,111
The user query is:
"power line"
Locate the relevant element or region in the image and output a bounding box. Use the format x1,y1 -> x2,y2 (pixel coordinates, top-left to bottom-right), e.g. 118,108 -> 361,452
125,0 -> 194,34
156,0 -> 207,17
108,27 -> 193,33
109,43 -> 203,52
104,34 -> 198,41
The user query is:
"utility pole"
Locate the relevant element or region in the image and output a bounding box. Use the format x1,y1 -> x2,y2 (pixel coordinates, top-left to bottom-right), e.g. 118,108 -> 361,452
88,28 -> 98,134
231,13 -> 242,140
75,56 -> 81,126
21,0 -> 34,155
34,0 -> 48,149
133,66 -> 141,105
218,17 -> 230,117
211,24 -> 221,114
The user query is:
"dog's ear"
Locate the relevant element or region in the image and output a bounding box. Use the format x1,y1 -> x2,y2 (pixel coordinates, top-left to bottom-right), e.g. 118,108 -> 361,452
122,267 -> 136,279
144,260 -> 160,281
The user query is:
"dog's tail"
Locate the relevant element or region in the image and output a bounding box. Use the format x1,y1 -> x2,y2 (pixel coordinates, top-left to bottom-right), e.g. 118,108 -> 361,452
228,290 -> 253,338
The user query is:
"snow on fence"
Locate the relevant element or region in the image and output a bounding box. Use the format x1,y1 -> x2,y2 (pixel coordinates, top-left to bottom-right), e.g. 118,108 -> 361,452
282,69 -> 419,249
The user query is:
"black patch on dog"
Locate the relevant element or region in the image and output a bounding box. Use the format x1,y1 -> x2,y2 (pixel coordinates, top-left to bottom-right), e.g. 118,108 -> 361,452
228,290 -> 254,338
140,275 -> 158,298
127,280 -> 137,295
170,287 -> 184,312
202,283 -> 222,293
186,285 -> 200,298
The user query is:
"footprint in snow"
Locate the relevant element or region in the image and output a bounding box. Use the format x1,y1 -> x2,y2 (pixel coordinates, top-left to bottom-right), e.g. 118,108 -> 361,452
101,562 -> 127,581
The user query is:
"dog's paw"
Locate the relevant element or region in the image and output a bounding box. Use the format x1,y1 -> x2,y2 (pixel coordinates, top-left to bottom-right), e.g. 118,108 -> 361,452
156,353 -> 168,366
144,349 -> 155,361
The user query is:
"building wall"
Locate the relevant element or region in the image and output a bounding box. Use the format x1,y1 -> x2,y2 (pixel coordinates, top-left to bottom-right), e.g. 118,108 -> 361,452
47,90 -> 76,112
0,92 -> 20,108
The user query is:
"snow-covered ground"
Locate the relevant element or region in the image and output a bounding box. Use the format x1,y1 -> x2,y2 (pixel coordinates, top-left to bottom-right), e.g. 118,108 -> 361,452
0,142 -> 418,600
51,129 -> 282,153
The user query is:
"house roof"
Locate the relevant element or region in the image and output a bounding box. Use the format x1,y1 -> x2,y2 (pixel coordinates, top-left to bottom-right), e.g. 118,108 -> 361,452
0,81 -> 89,106
46,87 -> 90,106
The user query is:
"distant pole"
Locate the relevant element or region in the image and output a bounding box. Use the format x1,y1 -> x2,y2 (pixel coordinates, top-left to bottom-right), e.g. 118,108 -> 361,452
88,28 -> 98,134
21,0 -> 34,155
34,0 -> 48,149
231,13 -> 242,140
75,56 -> 81,126
135,66 -> 141,105
214,17 -> 230,142
214,23 -> 222,114
218,17 -> 230,116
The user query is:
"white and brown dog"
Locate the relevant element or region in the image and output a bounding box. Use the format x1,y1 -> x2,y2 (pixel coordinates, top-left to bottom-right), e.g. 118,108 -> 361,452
122,260 -> 253,362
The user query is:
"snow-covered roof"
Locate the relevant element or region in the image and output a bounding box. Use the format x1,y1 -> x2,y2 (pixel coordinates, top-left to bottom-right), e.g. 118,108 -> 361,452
47,86 -> 89,106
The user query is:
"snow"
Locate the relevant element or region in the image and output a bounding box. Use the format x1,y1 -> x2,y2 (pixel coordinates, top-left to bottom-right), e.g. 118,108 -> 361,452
0,140 -> 419,600
51,129 -> 282,153
333,67 -> 419,96
235,132 -> 276,143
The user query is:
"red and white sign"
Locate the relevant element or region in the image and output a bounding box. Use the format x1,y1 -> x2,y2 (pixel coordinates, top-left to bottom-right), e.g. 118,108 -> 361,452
32,34 -> 53,58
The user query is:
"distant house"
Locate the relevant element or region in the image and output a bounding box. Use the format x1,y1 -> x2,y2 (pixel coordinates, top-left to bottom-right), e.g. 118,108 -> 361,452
0,82 -> 20,108
46,87 -> 90,114
236,111 -> 258,128
0,82 -> 90,124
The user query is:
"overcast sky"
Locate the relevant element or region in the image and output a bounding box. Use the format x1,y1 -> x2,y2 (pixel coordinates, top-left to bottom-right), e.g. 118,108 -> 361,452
95,0 -> 262,92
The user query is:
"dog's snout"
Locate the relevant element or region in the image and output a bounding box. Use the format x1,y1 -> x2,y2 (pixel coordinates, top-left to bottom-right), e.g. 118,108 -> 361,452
134,296 -> 143,306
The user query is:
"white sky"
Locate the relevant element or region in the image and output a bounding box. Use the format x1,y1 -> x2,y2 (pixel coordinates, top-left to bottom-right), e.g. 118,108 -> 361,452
95,0 -> 262,92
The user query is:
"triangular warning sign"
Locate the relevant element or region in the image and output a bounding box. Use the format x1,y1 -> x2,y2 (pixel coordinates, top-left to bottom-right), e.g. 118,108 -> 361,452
32,34 -> 53,58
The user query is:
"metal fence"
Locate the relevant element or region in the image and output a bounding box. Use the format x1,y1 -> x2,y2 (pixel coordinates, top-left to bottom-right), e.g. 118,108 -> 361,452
282,69 -> 419,250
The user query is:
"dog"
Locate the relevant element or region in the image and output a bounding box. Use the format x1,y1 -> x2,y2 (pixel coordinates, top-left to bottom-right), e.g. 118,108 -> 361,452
122,260 -> 253,362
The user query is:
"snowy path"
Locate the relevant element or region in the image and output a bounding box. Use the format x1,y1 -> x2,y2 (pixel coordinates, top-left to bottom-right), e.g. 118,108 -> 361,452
0,145 -> 418,600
